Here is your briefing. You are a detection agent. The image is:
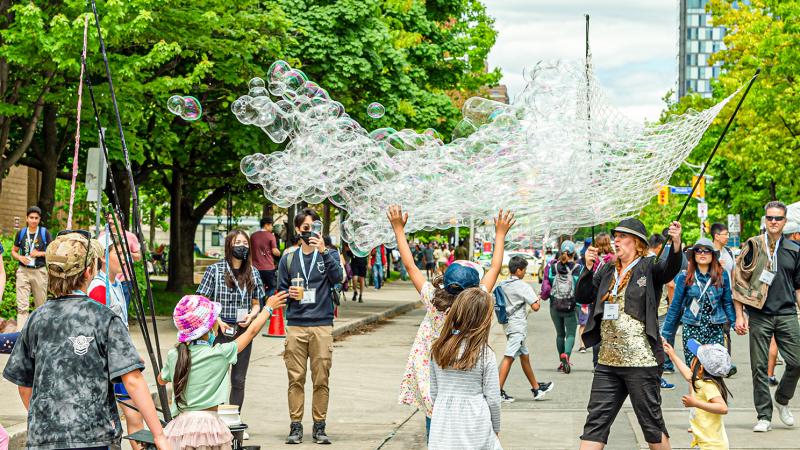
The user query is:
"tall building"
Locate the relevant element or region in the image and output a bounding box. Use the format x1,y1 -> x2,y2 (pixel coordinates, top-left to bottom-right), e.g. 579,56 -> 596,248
677,0 -> 726,98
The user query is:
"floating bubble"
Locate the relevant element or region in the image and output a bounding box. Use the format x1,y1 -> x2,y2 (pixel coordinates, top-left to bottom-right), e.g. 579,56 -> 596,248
367,102 -> 385,119
232,59 -> 742,252
167,95 -> 202,121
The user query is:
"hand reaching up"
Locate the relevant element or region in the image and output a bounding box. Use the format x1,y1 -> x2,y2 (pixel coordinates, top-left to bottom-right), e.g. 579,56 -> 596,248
494,209 -> 516,237
387,205 -> 409,231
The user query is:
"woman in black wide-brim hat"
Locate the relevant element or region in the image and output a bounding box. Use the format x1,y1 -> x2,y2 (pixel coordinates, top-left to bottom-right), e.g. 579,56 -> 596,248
576,218 -> 683,450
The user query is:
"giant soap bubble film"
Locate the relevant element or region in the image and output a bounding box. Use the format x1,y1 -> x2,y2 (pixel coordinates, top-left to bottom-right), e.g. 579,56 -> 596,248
234,59 -> 740,256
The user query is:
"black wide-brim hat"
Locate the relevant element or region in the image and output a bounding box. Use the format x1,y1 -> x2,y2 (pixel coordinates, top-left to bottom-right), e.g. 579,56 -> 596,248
611,218 -> 649,245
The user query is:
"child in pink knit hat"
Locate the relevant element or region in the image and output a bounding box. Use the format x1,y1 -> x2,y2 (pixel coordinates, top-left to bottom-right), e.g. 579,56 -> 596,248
158,292 -> 287,449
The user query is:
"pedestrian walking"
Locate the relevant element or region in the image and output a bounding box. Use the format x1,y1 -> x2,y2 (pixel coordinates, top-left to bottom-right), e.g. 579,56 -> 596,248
389,205 -> 513,440
545,240 -> 583,374
424,243 -> 436,279
370,245 -> 385,290
733,201 -> 800,433
664,339 -> 732,449
158,292 -> 286,449
3,231 -> 168,450
196,230 -> 266,422
277,208 -> 343,444
576,218 -> 683,449
11,206 -> 52,330
662,238 -> 736,365
347,244 -> 367,302
496,256 -> 553,402
429,288 -> 503,450
251,217 -> 281,299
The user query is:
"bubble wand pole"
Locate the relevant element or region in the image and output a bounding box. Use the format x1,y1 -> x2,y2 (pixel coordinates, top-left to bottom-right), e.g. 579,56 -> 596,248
657,68 -> 760,258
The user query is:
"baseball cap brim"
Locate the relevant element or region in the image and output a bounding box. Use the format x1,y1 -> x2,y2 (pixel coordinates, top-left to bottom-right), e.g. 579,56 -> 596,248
686,338 -> 701,357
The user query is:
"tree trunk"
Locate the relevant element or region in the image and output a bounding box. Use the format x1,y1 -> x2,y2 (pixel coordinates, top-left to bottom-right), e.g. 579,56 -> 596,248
149,205 -> 157,251
166,168 -> 193,291
37,105 -> 59,225
323,200 -> 331,235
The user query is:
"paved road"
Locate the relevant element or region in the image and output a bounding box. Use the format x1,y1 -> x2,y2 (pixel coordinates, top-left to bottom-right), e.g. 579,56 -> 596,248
4,281 -> 800,449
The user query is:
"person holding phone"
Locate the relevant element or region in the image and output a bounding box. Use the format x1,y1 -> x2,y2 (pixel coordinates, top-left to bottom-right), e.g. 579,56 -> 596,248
196,230 -> 265,419
277,208 -> 343,445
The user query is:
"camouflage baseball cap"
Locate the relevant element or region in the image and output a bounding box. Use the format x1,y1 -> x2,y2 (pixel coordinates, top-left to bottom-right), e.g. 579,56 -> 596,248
46,232 -> 102,278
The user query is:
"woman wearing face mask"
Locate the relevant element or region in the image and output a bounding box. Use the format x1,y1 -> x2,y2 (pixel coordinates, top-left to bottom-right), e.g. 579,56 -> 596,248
196,230 -> 265,416
576,218 -> 683,450
661,237 -> 735,365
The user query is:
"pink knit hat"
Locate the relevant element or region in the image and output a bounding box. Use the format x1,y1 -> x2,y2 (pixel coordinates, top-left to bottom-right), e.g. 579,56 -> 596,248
173,295 -> 222,343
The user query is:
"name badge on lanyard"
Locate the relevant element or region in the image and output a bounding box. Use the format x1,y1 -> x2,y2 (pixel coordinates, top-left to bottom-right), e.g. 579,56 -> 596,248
603,258 -> 641,321
227,264 -> 250,315
761,233 -> 779,285
26,227 -> 39,267
297,249 -> 318,305
603,303 -> 620,320
690,276 -> 713,317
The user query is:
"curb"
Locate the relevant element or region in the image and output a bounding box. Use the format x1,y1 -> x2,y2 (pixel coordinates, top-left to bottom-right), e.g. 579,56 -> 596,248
332,300 -> 420,338
7,301 -> 418,449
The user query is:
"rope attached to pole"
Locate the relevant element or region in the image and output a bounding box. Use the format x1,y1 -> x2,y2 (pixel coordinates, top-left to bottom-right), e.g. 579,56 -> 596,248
66,15 -> 90,229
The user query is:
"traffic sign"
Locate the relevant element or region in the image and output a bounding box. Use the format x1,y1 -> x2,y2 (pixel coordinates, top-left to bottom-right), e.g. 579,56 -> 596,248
698,202 -> 708,219
727,214 -> 741,233
670,186 -> 693,195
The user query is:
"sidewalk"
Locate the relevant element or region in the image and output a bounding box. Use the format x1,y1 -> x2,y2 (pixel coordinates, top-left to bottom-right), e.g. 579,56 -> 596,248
0,281 -> 419,449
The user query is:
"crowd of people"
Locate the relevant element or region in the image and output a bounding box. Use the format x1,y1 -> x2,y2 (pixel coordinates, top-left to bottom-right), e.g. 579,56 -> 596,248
1,199 -> 800,450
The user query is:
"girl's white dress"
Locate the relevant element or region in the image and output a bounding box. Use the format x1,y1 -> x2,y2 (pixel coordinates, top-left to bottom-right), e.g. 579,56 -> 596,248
428,347 -> 503,450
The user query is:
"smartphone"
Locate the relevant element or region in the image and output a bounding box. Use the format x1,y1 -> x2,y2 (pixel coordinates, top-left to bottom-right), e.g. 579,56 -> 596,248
223,325 -> 236,337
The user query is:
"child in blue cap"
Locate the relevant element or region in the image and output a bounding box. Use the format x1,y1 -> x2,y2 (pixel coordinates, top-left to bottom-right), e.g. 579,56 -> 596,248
388,205 -> 514,440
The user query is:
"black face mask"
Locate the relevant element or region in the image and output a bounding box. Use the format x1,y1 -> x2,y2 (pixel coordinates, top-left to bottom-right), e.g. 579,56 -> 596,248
232,245 -> 249,260
300,231 -> 314,245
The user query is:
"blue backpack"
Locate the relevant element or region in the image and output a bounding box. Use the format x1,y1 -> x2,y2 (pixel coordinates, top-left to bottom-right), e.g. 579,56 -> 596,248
493,280 -> 525,324
15,227 -> 49,249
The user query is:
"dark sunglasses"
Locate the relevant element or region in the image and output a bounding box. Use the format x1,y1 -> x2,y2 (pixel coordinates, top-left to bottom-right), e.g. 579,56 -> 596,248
766,215 -> 786,222
56,230 -> 93,272
694,248 -> 713,255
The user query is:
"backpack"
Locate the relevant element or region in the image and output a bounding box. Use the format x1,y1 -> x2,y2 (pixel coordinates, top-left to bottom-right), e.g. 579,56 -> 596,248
493,280 -> 525,324
16,227 -> 49,250
550,263 -> 577,313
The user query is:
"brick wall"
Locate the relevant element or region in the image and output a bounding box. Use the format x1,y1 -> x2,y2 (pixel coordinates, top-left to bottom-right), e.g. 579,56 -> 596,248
0,166 -> 40,237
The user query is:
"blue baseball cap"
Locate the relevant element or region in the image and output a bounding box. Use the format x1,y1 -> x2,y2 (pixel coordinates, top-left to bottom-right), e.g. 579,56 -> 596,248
443,260 -> 483,295
560,240 -> 576,254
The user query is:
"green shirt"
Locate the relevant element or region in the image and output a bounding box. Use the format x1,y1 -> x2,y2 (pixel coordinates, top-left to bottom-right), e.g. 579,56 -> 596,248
160,341 -> 238,416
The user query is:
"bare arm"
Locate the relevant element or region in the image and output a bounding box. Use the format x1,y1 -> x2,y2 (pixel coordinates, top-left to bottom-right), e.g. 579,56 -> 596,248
19,386 -> 32,410
684,394 -> 728,415
11,245 -> 30,265
387,206 -> 426,292
734,300 -> 748,335
481,210 -> 515,292
120,371 -> 167,447
663,341 -> 692,382
234,292 -> 288,352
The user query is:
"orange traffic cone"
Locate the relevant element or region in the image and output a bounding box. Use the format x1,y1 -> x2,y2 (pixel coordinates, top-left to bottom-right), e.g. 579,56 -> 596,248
266,307 -> 286,337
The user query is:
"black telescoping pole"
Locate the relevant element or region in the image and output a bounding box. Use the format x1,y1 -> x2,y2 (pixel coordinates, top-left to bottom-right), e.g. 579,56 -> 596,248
657,68 -> 761,257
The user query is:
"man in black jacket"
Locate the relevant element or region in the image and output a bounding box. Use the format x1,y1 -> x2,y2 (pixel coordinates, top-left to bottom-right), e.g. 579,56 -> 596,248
277,208 -> 343,445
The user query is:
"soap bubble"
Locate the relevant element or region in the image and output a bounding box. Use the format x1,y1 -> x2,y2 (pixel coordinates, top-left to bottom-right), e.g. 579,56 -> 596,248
367,102 -> 385,119
167,95 -> 202,121
232,59 -> 743,252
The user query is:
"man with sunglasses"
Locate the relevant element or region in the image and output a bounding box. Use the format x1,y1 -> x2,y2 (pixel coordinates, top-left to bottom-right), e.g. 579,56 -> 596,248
734,201 -> 800,433
3,231 -> 168,449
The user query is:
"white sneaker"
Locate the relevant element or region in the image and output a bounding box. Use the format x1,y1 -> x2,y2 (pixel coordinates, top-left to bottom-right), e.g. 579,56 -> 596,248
777,402 -> 795,426
753,419 -> 772,432
243,431 -> 250,440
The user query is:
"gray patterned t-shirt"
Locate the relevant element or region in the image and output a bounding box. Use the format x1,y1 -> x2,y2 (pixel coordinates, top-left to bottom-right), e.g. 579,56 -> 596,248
3,295 -> 145,450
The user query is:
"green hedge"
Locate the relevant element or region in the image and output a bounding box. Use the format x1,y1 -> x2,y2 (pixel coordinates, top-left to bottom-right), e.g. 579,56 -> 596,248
1,235 -> 17,319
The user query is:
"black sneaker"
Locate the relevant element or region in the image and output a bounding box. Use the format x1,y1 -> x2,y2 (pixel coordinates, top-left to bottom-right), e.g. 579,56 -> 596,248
313,421 -> 331,445
500,390 -> 515,403
532,381 -> 554,400
358,294 -> 363,303
351,292 -> 357,301
769,376 -> 780,386
286,422 -> 303,444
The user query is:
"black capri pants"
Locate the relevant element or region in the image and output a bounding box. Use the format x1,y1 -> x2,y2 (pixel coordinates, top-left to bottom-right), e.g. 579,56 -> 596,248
581,364 -> 669,444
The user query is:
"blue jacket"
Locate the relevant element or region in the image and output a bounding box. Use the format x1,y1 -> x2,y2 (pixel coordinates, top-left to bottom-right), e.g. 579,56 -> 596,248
661,270 -> 735,342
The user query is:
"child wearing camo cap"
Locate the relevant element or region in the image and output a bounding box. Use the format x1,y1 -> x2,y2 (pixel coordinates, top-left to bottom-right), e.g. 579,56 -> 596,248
3,231 -> 168,450
157,291 -> 286,449
664,338 -> 732,450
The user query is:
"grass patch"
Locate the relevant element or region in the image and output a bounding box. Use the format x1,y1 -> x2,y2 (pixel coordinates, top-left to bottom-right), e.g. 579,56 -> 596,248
139,281 -> 197,317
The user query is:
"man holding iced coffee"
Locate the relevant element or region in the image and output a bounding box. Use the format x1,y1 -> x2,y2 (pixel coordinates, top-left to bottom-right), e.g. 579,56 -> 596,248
277,207 -> 343,445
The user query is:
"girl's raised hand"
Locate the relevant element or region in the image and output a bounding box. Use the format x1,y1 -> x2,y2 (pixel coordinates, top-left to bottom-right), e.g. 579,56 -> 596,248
387,205 -> 409,231
494,209 -> 516,236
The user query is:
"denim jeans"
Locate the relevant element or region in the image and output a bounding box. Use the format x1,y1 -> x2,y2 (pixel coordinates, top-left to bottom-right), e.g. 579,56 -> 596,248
658,314 -> 675,371
373,263 -> 383,289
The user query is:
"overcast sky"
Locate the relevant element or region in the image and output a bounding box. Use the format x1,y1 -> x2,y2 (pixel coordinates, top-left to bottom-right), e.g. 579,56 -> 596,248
483,0 -> 678,123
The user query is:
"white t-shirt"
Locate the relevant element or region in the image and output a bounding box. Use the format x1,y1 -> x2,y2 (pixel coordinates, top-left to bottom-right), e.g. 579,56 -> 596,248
718,247 -> 735,282
500,277 -> 539,334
